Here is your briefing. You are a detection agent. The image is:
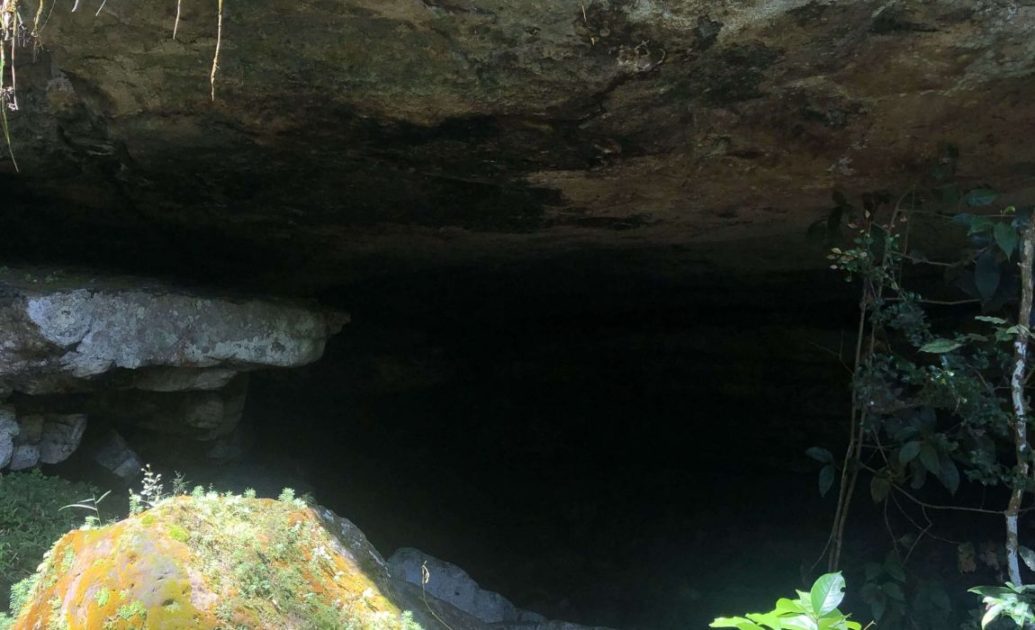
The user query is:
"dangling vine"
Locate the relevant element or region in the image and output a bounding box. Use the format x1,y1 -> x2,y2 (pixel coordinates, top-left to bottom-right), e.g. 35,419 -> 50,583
0,0 -> 226,171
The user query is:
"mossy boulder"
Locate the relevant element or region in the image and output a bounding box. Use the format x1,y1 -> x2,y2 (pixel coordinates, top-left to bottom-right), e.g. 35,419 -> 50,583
9,493 -> 422,630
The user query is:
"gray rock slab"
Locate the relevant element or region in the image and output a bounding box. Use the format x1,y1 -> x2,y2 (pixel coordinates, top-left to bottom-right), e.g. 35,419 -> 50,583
9,445 -> 40,470
0,277 -> 347,394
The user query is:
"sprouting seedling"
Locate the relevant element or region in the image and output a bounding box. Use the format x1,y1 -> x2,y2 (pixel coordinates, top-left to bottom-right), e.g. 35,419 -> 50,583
60,490 -> 112,528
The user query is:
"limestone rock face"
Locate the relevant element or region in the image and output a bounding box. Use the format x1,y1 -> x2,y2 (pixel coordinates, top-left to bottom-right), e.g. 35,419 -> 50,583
0,270 -> 346,469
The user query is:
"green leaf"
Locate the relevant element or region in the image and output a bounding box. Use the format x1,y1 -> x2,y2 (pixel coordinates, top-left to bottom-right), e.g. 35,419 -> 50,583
811,573 -> 846,616
995,222 -> 1019,257
864,563 -> 883,581
938,456 -> 960,494
870,477 -> 891,503
899,441 -> 922,464
919,443 -> 941,475
884,553 -> 906,582
806,447 -> 835,464
968,216 -> 996,235
965,188 -> 999,207
883,581 -> 905,602
976,315 -> 1008,325
975,250 -> 1001,303
775,598 -> 806,614
819,465 -> 836,497
919,339 -> 963,353
910,464 -> 927,489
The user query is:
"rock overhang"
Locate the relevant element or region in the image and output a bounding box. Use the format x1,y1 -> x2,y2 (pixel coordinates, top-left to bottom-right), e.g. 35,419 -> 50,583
0,0 -> 1032,289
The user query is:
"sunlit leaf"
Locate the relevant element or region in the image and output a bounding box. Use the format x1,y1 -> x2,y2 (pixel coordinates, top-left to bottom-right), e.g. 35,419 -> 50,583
811,573 -> 846,616
981,602 -> 1005,628
783,615 -> 819,630
710,617 -> 766,630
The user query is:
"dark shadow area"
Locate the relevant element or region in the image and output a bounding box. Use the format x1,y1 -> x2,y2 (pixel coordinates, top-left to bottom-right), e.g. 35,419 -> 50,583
236,257 -> 872,629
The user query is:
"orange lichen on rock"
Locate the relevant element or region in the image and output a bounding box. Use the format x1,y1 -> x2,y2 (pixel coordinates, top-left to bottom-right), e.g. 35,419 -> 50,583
11,495 -> 418,630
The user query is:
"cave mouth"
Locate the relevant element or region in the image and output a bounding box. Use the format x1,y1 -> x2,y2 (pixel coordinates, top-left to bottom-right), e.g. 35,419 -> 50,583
50,250 -> 879,629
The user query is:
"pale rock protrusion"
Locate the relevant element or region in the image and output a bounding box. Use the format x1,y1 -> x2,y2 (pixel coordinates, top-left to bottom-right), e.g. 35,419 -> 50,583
0,276 -> 347,395
37,414 -> 88,464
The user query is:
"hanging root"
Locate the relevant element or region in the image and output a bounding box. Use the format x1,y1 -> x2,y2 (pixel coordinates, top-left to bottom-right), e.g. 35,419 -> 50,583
172,0 -> 181,40
0,0 -> 20,171
209,0 -> 222,101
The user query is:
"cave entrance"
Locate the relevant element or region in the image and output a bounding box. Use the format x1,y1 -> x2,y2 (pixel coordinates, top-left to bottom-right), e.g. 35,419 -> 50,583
225,252 -> 861,629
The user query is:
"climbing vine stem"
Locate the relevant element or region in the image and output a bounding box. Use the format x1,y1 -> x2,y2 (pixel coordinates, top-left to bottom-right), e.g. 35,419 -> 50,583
1006,214 -> 1035,585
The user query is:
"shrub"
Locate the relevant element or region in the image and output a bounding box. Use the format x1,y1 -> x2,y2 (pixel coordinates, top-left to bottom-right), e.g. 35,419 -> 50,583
711,572 -> 864,630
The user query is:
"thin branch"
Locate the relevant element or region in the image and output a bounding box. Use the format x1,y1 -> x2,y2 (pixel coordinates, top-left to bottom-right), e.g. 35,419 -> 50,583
857,463 -> 1006,515
1005,216 -> 1035,585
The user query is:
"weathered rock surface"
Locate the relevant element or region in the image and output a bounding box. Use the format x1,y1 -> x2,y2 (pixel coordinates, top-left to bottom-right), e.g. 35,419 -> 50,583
0,412 -> 85,470
389,547 -> 545,625
12,495 -> 606,630
0,407 -> 17,469
1,1 -> 1033,287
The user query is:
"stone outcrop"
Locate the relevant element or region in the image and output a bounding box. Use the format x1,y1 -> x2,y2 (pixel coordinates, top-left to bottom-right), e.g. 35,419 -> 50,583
10,495 -> 606,630
0,269 -> 346,470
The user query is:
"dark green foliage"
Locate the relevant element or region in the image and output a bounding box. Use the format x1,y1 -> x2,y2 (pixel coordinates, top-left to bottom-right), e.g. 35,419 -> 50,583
0,470 -> 103,613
